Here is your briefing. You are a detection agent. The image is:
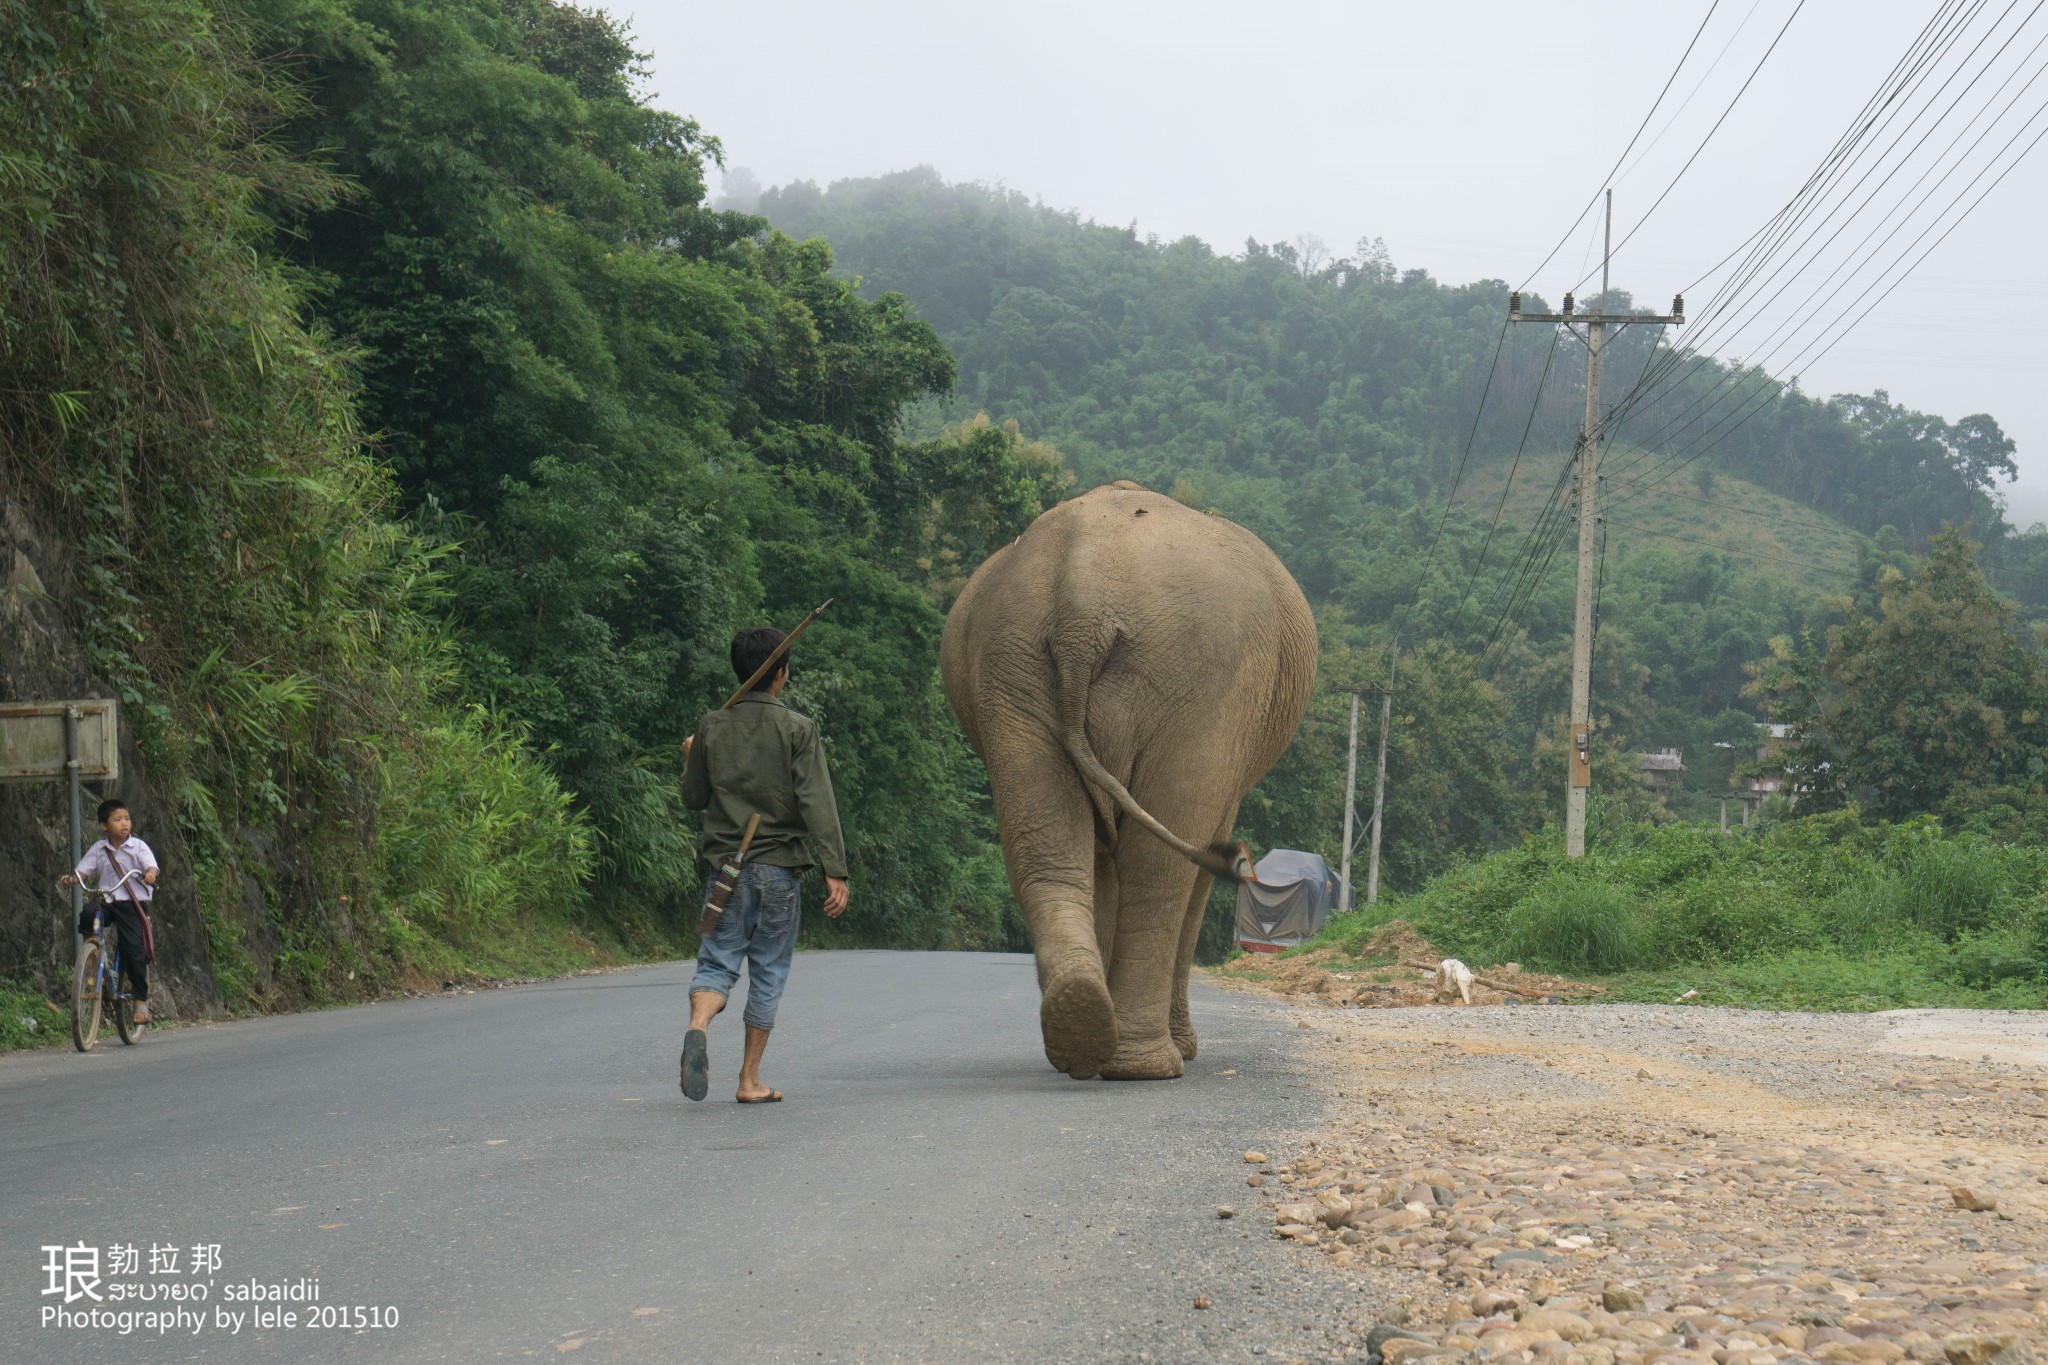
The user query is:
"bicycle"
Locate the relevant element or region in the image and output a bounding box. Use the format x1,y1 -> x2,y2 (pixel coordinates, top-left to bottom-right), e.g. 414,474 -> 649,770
67,868 -> 147,1052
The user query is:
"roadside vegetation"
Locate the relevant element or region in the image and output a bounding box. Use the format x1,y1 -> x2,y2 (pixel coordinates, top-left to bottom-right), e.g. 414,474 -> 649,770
1295,812 -> 2048,1012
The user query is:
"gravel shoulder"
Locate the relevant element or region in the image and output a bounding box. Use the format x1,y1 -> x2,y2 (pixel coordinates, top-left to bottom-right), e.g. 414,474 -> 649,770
1206,982 -> 2048,1364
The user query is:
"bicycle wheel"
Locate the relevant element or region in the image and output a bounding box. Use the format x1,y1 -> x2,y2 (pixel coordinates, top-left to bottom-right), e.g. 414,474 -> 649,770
72,941 -> 104,1052
112,982 -> 134,1045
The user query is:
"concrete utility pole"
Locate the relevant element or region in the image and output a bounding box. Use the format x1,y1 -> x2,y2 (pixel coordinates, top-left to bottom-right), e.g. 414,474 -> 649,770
1365,647 -> 1395,905
1338,690 -> 1361,912
1510,189 -> 1683,857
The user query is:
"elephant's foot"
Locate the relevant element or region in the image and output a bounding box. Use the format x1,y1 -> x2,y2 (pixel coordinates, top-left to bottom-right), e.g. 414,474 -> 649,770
1099,1035 -> 1186,1081
1169,996 -> 1197,1060
1041,969 -> 1117,1080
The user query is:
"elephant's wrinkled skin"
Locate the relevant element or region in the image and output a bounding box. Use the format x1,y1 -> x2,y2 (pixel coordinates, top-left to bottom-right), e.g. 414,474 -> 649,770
940,482 -> 1317,1079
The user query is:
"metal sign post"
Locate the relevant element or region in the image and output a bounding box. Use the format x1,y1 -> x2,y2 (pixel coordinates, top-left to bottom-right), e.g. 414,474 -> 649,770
67,706 -> 82,949
0,698 -> 120,957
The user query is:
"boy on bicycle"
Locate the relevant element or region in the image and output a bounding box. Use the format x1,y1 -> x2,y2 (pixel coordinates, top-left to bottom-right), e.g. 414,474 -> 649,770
59,798 -> 159,1024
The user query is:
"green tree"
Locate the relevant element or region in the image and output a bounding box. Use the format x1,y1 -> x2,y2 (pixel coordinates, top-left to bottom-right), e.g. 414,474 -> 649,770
241,0 -> 1046,927
1751,530 -> 2048,820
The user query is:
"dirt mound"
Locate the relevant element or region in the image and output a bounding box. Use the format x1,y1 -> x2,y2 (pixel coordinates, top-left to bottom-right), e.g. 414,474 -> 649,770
1211,921 -> 1599,1008
1356,919 -> 1438,964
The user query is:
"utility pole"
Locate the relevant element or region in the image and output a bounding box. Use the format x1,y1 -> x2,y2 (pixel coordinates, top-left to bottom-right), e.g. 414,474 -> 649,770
1509,189 -> 1682,857
1365,646 -> 1395,905
1338,690 -> 1360,912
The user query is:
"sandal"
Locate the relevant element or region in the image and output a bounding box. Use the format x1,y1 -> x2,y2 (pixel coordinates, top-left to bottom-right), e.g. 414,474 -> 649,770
680,1029 -> 709,1101
737,1090 -> 783,1104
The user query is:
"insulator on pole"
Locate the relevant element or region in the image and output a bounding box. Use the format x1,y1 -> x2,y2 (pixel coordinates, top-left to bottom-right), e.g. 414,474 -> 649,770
1509,291 -> 1521,316
1563,292 -> 1575,315
1672,293 -> 1685,319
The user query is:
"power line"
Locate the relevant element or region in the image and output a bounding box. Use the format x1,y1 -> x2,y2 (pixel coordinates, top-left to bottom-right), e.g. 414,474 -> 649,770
1411,318 -> 1511,610
1569,0 -> 1810,294
1444,328 -> 1562,641
1604,102 -> 2048,512
1581,0 -> 2001,482
1517,1 -> 1724,292
1587,3 -> 1997,485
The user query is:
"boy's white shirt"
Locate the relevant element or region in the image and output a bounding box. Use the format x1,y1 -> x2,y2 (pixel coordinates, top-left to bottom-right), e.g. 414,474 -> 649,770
75,836 -> 158,902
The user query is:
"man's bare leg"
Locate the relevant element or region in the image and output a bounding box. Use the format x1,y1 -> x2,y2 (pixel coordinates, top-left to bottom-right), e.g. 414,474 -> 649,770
737,1025 -> 778,1102
682,990 -> 726,1100
689,990 -> 726,1032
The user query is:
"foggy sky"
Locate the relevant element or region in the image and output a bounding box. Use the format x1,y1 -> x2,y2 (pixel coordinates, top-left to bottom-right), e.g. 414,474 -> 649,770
627,1 -> 2048,523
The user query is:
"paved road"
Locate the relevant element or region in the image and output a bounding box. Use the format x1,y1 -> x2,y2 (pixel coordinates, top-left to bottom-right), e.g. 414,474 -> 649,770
2,953 -> 1381,1363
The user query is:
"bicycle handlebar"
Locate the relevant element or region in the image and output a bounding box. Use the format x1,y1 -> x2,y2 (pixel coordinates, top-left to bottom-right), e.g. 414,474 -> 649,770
67,868 -> 146,901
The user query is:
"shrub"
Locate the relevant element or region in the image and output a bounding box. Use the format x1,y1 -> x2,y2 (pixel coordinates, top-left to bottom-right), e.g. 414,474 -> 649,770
1946,929 -> 2043,987
1501,875 -> 1647,973
1651,877 -> 1817,963
374,706 -> 593,941
1820,872 -> 1918,955
1894,839 -> 2012,941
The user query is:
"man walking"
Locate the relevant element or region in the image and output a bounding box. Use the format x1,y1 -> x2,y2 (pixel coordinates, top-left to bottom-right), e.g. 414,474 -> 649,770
680,626 -> 850,1103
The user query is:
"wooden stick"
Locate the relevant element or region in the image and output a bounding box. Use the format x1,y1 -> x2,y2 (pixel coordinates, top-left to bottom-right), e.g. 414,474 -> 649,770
718,600 -> 833,712
1398,958 -> 1582,999
683,602 -> 835,763
735,812 -> 763,860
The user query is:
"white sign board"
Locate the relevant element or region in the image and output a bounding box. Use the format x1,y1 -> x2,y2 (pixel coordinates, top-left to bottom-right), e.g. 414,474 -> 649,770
0,699 -> 120,783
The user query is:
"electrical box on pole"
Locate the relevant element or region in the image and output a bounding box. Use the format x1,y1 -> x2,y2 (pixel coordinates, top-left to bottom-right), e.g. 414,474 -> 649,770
1507,190 -> 1682,857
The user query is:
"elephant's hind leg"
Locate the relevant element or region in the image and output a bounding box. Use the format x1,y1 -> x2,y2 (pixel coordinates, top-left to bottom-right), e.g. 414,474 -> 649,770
1170,809 -> 1236,1060
1169,866 -> 1214,1061
984,724 -> 1118,1079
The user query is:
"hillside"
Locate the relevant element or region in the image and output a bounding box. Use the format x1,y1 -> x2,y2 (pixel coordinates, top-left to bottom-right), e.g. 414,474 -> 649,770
748,167 -> 2048,873
1459,452 -> 1866,599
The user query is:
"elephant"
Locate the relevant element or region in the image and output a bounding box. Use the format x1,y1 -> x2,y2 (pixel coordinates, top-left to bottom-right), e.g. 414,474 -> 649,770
940,481 -> 1318,1080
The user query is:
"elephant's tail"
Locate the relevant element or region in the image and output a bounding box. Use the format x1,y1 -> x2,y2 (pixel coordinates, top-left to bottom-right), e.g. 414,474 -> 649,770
1059,728 -> 1249,883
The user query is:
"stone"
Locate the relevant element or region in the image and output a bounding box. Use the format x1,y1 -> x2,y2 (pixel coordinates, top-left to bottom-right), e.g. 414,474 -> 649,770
1383,1341 -> 1450,1365
1274,1202 -> 1319,1225
1245,1150 -> 1267,1164
1247,1174 -> 1265,1187
1944,1334 -> 2034,1365
1373,1209 -> 1432,1231
1603,1284 -> 1647,1313
1216,1205 -> 1237,1219
1950,1187 -> 1998,1213
1367,1326 -> 1433,1354
1520,1309 -> 1595,1343
1474,1328 -> 1552,1353
1193,1296 -> 1210,1310
1472,1290 -> 1522,1316
1494,1249 -> 1558,1270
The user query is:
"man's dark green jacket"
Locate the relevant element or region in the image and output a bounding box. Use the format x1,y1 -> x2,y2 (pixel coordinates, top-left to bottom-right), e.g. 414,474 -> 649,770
682,694 -> 848,878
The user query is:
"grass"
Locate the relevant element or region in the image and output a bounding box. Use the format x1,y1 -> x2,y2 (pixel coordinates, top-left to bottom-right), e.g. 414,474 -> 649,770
1303,811 -> 2048,1012
0,977 -> 66,1051
1459,454 -> 1862,598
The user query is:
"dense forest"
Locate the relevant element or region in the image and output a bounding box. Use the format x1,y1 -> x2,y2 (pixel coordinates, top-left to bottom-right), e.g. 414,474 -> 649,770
6,0 -> 2048,1026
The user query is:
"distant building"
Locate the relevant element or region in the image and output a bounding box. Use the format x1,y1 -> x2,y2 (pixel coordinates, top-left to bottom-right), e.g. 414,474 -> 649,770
1638,748 -> 1685,792
1735,724 -> 1799,821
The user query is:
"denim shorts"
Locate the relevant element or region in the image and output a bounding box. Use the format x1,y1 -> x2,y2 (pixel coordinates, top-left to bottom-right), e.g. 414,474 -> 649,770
689,863 -> 802,1030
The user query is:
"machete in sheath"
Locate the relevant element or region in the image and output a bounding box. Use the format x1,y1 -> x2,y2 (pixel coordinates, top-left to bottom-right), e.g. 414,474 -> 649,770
699,812 -> 763,940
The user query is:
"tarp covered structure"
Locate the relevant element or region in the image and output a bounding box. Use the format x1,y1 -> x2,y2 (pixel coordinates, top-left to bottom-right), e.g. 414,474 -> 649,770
1234,849 -> 1338,952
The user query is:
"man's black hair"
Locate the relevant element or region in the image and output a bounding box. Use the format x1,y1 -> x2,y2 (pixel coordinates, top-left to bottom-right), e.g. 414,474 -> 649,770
730,627 -> 790,691
96,798 -> 127,824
